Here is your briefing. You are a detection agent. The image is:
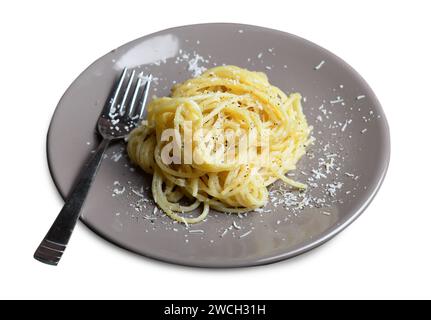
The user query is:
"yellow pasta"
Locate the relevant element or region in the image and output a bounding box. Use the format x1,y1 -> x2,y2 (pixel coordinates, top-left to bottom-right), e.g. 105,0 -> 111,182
127,65 -> 312,224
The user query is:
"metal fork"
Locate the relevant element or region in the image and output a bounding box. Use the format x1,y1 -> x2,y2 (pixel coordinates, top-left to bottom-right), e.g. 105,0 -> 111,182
34,68 -> 152,265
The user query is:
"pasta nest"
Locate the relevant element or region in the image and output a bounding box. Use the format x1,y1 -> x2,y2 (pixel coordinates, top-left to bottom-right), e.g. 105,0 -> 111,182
127,65 -> 312,223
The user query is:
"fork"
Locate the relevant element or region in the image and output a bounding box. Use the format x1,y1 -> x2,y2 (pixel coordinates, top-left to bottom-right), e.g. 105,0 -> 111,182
34,68 -> 152,266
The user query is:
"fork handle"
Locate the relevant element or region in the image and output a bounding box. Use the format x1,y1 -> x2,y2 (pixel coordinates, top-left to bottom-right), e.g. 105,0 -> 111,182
34,138 -> 111,265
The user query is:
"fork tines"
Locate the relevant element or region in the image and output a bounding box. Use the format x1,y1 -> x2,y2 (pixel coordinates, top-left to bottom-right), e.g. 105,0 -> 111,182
106,67 -> 152,122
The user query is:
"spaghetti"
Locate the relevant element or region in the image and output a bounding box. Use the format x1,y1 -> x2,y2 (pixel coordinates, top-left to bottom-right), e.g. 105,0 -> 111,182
127,66 -> 312,223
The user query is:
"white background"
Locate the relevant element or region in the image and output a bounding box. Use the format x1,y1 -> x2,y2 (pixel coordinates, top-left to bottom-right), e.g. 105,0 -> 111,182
1,0 -> 430,300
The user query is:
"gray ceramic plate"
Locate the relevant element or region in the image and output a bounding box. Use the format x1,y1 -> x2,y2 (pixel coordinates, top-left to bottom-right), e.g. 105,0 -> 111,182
47,23 -> 390,267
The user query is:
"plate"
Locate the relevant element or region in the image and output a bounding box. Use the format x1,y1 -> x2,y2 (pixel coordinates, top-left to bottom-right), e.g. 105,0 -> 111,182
47,23 -> 390,267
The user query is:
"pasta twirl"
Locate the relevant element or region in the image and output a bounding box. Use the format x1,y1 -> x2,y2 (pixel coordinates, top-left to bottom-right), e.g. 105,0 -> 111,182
127,65 -> 312,224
